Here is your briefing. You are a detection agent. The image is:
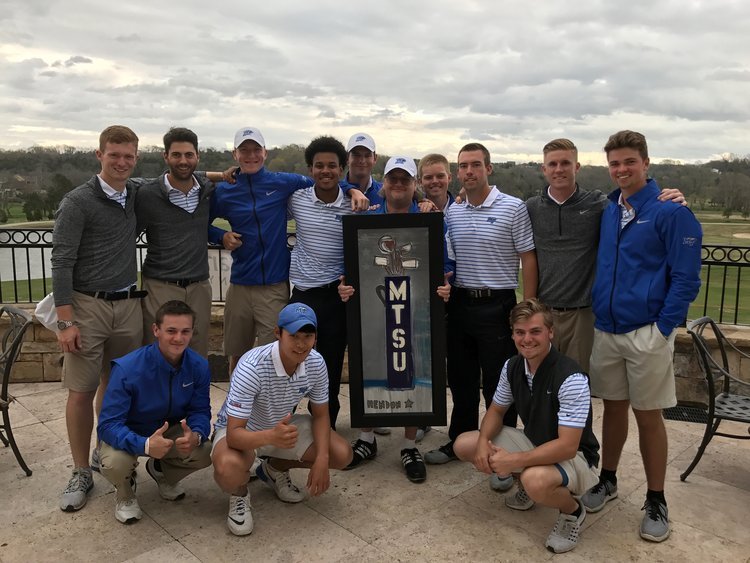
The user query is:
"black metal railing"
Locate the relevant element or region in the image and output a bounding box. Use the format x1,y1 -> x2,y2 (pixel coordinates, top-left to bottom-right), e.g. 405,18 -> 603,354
1,228 -> 747,324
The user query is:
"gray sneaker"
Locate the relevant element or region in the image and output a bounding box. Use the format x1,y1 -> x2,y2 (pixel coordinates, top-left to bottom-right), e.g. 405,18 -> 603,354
415,426 -> 431,443
424,442 -> 457,465
490,473 -> 514,492
640,498 -> 670,542
505,482 -> 535,511
373,427 -> 391,435
545,499 -> 585,553
581,479 -> 618,512
60,468 -> 94,512
90,447 -> 101,473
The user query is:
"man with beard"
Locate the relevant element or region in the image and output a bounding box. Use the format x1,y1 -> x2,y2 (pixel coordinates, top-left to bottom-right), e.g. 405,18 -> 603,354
136,127 -> 236,357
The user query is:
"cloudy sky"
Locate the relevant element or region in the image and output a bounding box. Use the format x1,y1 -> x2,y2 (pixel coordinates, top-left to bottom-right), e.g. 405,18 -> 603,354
1,0 -> 748,164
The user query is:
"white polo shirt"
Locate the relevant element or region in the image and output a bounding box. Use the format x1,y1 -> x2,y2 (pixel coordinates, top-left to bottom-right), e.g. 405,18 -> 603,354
288,186 -> 353,290
446,186 -> 535,289
214,341 -> 329,432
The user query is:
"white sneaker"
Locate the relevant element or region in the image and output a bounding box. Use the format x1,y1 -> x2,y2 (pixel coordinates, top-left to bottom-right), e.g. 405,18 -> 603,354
256,459 -> 306,503
115,497 -> 142,524
249,456 -> 262,480
146,458 -> 185,500
373,427 -> 392,435
227,491 -> 253,536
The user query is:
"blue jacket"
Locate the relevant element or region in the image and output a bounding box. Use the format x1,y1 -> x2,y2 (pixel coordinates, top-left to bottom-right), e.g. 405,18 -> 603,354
345,174 -> 384,207
591,179 -> 702,335
209,167 -> 313,285
97,343 -> 212,455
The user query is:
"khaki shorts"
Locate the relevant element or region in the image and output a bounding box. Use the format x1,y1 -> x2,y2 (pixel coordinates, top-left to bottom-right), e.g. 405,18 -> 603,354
552,307 -> 594,373
492,427 -> 599,495
141,277 -> 212,357
62,291 -> 142,392
589,323 -> 677,410
223,282 -> 289,357
211,413 -> 315,461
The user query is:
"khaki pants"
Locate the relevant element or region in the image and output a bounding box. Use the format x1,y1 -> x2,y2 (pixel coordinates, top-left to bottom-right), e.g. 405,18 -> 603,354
551,307 -> 594,373
223,282 -> 289,357
141,277 -> 212,357
99,423 -> 212,500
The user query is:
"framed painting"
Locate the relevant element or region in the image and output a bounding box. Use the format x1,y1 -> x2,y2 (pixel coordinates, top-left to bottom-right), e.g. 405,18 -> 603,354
342,212 -> 447,428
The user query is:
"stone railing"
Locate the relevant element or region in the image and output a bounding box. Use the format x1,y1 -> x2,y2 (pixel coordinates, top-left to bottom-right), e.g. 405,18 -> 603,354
4,303 -> 746,407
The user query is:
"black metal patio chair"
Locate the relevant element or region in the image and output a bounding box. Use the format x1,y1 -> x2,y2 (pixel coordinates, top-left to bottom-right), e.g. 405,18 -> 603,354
0,306 -> 34,476
664,316 -> 750,481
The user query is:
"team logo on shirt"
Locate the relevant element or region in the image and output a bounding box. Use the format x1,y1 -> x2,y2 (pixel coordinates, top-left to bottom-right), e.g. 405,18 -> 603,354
298,386 -> 308,394
228,399 -> 244,409
486,217 -> 497,224
374,235 -> 418,390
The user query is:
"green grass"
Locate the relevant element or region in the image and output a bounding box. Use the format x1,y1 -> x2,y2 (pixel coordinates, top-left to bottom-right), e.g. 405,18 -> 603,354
0,277 -> 52,303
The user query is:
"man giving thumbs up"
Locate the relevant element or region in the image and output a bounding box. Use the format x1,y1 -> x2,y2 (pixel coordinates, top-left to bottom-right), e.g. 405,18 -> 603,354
97,300 -> 212,524
211,303 -> 353,536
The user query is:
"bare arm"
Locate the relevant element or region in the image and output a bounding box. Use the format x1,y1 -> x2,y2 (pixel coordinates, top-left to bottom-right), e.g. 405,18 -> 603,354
225,413 -> 297,452
489,425 -> 583,477
306,402 -> 332,496
519,250 -> 538,299
473,402 -> 508,474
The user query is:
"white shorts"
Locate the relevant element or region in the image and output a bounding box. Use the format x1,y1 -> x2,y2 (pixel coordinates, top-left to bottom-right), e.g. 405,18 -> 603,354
211,413 -> 315,461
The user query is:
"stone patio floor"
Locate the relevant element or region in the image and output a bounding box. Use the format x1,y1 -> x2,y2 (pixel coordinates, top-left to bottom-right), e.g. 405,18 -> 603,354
1,381 -> 749,562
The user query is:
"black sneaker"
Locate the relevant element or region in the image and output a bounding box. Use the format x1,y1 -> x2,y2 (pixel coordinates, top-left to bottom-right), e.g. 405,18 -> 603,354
424,442 -> 457,465
344,438 -> 377,469
401,448 -> 427,483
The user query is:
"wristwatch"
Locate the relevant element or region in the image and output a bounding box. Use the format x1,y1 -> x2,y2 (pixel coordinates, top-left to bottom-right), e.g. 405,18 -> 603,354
195,432 -> 203,447
57,320 -> 78,331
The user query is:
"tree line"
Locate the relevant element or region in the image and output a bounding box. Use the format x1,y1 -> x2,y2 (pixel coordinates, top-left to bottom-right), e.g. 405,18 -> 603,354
1,146 -> 749,223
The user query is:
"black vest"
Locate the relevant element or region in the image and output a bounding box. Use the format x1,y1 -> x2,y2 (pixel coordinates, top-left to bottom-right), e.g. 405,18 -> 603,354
507,347 -> 600,468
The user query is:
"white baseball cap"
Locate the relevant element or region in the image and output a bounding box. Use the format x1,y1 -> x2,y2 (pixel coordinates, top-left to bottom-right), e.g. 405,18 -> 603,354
384,156 -> 417,178
346,132 -> 376,153
233,127 -> 266,149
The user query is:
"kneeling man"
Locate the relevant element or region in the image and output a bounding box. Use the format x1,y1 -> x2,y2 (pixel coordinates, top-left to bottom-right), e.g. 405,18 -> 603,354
454,299 -> 600,554
212,303 -> 353,536
97,300 -> 213,524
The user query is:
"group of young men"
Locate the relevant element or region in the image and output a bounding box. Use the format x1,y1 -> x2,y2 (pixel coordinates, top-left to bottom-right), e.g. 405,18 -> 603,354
50,123 -> 702,553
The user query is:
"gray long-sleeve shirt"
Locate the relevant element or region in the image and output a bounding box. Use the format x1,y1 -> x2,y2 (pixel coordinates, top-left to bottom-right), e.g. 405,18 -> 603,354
51,176 -> 139,306
135,173 -> 214,282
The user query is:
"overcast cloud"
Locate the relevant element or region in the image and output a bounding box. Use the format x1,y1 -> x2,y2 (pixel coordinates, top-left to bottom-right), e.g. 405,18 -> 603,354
1,0 -> 748,164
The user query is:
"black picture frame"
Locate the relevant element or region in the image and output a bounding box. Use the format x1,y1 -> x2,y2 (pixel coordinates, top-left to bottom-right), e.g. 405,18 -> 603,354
342,212 -> 447,428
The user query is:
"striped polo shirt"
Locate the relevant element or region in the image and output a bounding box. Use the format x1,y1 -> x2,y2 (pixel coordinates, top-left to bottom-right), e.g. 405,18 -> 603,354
214,341 -> 329,432
288,186 -> 354,290
98,175 -> 128,208
493,353 -> 590,428
165,174 -> 200,214
445,186 -> 535,289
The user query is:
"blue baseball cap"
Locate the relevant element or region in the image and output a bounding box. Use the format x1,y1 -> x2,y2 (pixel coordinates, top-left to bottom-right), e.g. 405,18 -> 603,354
278,303 -> 317,334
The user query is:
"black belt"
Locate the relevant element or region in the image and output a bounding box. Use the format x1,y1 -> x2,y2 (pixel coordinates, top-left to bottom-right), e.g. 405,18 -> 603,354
76,287 -> 148,301
551,305 -> 588,312
303,280 -> 340,291
455,287 -> 515,300
162,278 -> 202,288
